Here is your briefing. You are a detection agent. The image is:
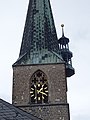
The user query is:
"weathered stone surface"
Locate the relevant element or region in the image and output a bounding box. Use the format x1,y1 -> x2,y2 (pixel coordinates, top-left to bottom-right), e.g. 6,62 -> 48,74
12,63 -> 70,120
13,63 -> 67,105
19,104 -> 70,120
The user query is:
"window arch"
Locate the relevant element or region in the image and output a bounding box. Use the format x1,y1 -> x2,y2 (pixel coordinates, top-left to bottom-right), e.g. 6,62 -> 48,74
30,70 -> 48,104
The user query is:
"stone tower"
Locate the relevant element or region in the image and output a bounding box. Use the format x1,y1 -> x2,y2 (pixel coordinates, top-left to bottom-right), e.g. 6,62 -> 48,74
12,0 -> 75,120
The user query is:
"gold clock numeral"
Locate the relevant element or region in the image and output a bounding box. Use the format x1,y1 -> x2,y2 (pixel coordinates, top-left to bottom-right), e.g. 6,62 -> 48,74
38,84 -> 40,87
38,97 -> 41,101
34,97 -> 36,100
34,85 -> 36,88
30,91 -> 33,94
31,88 -> 34,90
44,87 -> 47,89
45,91 -> 48,93
42,96 -> 44,100
31,94 -> 34,97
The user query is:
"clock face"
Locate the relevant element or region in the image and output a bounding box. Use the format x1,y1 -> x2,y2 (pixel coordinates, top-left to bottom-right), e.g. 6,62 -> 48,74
30,71 -> 48,104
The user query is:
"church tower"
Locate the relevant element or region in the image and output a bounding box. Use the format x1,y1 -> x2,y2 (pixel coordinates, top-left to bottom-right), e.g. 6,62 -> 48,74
12,0 -> 75,120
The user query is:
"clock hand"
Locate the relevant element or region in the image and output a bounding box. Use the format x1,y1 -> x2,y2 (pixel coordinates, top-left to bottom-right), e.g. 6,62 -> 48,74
39,87 -> 43,92
39,91 -> 47,96
37,87 -> 43,93
37,82 -> 48,94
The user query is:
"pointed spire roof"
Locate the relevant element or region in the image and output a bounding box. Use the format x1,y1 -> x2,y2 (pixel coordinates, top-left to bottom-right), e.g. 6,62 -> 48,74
13,0 -> 63,65
19,0 -> 59,57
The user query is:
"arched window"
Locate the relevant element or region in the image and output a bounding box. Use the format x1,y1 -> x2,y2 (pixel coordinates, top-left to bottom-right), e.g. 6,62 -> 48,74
30,70 -> 48,104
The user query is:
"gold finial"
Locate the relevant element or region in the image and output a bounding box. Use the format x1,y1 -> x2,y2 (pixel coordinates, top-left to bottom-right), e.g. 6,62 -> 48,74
61,24 -> 64,27
61,24 -> 64,37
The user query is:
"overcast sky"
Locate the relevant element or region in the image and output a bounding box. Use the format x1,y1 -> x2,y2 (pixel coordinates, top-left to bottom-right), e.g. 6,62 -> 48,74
0,0 -> 90,120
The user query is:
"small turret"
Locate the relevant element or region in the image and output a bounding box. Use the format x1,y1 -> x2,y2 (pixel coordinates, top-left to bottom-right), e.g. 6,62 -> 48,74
58,24 -> 75,77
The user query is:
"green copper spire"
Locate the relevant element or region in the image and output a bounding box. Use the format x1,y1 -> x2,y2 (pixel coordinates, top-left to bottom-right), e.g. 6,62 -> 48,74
14,0 -> 63,65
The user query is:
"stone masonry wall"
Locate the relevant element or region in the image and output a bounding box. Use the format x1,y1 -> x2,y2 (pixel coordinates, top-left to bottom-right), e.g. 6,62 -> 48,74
19,104 -> 70,120
13,63 -> 67,105
12,63 -> 69,120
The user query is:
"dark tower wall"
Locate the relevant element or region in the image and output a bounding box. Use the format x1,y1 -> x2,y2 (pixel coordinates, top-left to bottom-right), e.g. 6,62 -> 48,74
12,0 -> 75,120
12,63 -> 70,120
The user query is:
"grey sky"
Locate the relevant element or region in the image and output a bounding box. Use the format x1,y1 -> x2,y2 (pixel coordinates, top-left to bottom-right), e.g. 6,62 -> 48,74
0,0 -> 90,120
